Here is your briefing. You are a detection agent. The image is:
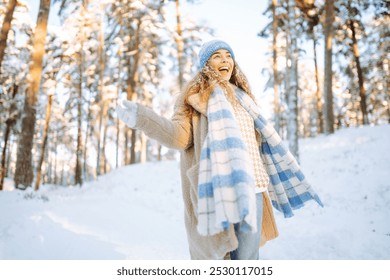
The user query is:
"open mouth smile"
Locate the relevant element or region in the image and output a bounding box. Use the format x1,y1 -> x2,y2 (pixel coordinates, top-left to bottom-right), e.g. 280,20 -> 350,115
218,66 -> 230,73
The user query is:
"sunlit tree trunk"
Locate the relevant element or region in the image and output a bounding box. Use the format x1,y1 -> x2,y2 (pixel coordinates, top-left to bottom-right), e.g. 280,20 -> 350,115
14,0 -> 51,189
101,100 -> 109,174
140,133 -> 147,163
96,6 -> 106,175
124,129 -> 130,165
127,19 -> 141,164
35,94 -> 53,191
323,0 -> 335,134
0,0 -> 17,75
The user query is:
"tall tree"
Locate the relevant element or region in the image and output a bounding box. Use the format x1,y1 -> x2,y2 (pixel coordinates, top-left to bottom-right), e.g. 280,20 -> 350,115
334,0 -> 370,126
14,0 -> 51,189
0,83 -> 18,190
286,0 -> 299,159
0,0 -> 17,75
272,0 -> 281,133
34,94 -> 53,191
173,0 -> 184,91
365,0 -> 390,124
296,0 -> 323,135
323,0 -> 335,134
346,0 -> 368,125
96,2 -> 106,176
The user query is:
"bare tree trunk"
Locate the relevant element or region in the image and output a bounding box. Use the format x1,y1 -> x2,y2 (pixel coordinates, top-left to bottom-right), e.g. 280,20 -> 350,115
35,94 -> 53,191
116,112 -> 121,168
323,0 -> 335,134
157,143 -> 162,161
130,129 -> 137,164
53,132 -> 58,184
0,0 -> 17,75
272,0 -> 281,133
0,84 -> 18,190
14,0 -> 51,189
60,161 -> 65,186
74,37 -> 85,186
101,101 -> 109,174
75,84 -> 83,186
286,0 -> 299,160
96,104 -> 104,175
312,33 -> 323,134
348,17 -> 368,125
115,16 -> 124,169
124,128 -> 130,165
0,126 -> 11,190
96,7 -> 106,176
127,19 -> 141,164
6,136 -> 13,177
74,4 -> 89,185
175,0 -> 184,91
83,97 -> 93,180
140,132 -> 147,163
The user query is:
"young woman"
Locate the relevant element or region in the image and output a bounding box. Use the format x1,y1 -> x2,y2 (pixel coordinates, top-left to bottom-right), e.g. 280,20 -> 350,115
116,40 -> 323,260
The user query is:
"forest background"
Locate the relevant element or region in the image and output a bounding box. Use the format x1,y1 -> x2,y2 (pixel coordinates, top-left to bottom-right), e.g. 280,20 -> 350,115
0,0 -> 388,191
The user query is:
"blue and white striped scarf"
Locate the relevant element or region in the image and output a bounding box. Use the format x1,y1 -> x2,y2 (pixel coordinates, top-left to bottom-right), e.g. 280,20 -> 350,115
197,86 -> 323,236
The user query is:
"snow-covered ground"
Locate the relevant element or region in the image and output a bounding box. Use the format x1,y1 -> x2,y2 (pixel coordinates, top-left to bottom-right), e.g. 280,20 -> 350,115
1,124 -> 389,260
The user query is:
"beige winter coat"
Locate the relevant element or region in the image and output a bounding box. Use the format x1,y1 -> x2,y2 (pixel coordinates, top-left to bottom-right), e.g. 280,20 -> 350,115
134,91 -> 279,260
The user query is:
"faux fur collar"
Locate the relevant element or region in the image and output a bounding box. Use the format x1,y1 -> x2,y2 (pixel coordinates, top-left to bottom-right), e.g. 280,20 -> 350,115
186,84 -> 240,117
187,93 -> 208,116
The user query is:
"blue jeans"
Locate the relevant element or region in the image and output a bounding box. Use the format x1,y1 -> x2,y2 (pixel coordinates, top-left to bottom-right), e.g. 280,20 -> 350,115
230,193 -> 263,260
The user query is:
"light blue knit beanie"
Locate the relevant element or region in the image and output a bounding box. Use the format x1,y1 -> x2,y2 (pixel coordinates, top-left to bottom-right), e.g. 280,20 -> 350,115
198,40 -> 235,69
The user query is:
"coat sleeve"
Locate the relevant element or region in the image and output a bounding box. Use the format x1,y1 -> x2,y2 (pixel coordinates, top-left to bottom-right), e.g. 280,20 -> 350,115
134,93 -> 193,150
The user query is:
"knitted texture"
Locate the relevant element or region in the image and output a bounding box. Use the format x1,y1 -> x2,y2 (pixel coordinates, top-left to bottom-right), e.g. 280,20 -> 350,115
235,88 -> 323,217
197,86 -> 323,236
232,101 -> 270,193
198,40 -> 235,69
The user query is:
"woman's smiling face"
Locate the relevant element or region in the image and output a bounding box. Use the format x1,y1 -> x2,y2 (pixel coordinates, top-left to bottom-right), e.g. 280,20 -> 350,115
207,49 -> 234,81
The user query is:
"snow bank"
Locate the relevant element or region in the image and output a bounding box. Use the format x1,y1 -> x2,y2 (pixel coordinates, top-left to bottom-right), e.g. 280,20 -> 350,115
1,124 -> 389,259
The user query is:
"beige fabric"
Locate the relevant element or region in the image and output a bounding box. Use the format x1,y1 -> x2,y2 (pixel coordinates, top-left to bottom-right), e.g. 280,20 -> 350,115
134,91 -> 279,260
233,101 -> 270,193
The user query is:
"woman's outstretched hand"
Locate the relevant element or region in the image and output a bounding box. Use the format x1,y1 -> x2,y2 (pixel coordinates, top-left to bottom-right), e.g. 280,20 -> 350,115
116,100 -> 138,128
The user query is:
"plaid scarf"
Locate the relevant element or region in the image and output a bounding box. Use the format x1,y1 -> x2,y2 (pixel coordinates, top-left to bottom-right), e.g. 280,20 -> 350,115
197,86 -> 323,236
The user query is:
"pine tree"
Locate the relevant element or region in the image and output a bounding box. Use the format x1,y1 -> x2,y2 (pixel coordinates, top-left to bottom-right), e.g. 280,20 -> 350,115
14,0 -> 51,189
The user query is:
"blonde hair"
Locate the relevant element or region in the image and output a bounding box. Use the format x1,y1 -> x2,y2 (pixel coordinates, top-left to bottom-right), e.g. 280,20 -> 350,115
184,62 -> 256,114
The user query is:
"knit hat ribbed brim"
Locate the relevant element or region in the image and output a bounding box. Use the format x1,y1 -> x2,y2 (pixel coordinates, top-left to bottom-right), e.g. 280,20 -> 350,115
198,40 -> 235,69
